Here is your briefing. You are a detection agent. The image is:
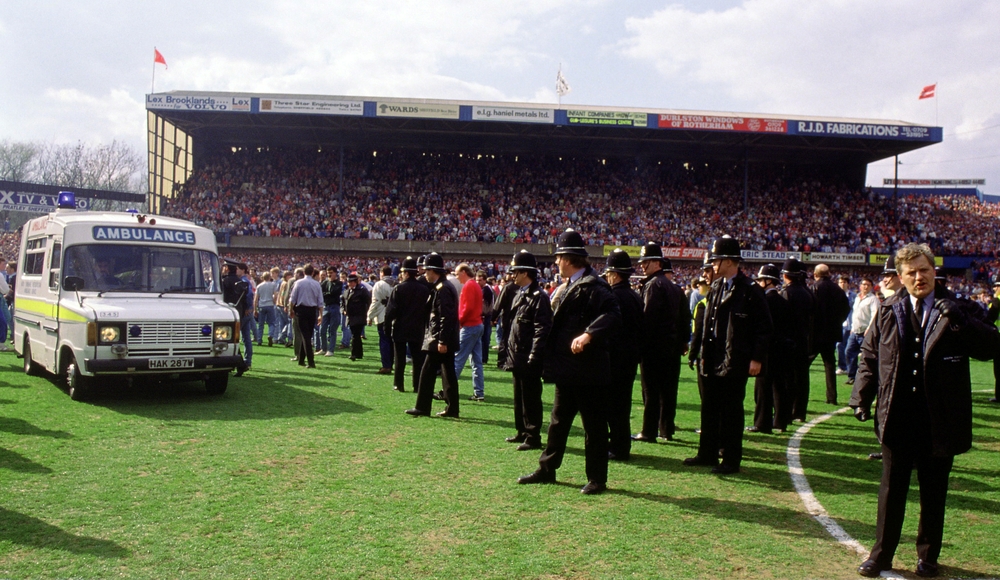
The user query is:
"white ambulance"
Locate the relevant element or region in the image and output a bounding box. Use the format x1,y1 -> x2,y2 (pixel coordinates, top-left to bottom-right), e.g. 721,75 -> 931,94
13,192 -> 243,400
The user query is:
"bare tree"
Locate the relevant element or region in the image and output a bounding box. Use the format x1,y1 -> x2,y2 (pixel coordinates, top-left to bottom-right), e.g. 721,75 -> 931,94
32,140 -> 144,193
0,140 -> 40,182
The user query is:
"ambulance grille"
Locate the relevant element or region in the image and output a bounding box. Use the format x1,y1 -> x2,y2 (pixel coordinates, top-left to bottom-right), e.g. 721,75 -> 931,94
126,322 -> 214,345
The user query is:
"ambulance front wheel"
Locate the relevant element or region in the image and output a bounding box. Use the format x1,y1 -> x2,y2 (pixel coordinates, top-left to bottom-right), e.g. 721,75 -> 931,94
65,355 -> 92,401
205,371 -> 228,395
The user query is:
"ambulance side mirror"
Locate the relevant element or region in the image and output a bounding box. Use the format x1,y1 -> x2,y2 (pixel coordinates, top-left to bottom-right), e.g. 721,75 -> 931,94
63,277 -> 85,292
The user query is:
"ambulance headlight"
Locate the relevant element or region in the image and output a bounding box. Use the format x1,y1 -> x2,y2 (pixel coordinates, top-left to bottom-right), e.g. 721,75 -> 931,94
98,324 -> 125,344
214,324 -> 234,342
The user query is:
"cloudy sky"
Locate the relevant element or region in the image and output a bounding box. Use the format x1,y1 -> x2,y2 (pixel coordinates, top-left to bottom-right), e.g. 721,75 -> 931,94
2,0 -> 998,193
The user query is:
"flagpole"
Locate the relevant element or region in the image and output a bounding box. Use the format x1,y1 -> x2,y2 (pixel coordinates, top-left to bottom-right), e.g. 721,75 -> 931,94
152,47 -> 157,94
557,63 -> 562,107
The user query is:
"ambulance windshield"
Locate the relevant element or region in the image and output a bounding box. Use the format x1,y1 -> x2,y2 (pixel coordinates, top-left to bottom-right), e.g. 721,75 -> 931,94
62,245 -> 220,294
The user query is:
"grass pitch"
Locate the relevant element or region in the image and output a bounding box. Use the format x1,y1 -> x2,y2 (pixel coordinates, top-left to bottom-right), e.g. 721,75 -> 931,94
1,342 -> 998,579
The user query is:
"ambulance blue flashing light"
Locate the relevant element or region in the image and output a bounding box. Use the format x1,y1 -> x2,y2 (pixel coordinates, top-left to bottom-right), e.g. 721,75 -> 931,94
57,191 -> 76,209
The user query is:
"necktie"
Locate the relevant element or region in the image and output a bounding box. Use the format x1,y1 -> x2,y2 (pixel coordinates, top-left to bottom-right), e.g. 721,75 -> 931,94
916,299 -> 924,328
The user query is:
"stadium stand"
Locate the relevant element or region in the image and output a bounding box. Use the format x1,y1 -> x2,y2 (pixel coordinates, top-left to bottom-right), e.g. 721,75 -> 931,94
161,148 -> 1000,258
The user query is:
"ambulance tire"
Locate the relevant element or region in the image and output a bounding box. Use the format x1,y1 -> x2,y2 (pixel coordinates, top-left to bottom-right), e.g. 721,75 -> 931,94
205,371 -> 228,395
23,340 -> 41,376
65,355 -> 92,401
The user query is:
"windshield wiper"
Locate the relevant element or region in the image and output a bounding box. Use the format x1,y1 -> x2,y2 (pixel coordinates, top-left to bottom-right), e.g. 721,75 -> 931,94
159,285 -> 208,297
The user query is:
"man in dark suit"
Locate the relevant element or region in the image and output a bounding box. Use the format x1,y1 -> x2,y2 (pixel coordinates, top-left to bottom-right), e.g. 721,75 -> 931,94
406,253 -> 461,418
633,242 -> 691,443
684,236 -> 771,474
850,244 -> 999,578
517,229 -> 621,494
385,256 -> 431,393
810,263 -> 850,405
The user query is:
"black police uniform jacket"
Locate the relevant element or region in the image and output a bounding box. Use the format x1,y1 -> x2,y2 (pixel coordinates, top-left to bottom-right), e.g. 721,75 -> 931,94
610,280 -> 643,369
422,278 -> 460,353
343,284 -> 371,327
848,287 -> 999,457
812,277 -> 850,349
384,277 -> 431,343
542,267 -> 621,386
640,270 -> 691,358
492,281 -> 519,368
698,270 -> 772,378
502,281 -> 553,375
779,281 -> 816,356
763,286 -> 796,371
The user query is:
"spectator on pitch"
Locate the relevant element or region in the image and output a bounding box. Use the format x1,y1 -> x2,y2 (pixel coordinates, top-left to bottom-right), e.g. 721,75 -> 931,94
810,264 -> 851,406
254,271 -> 278,347
453,263 -> 486,401
367,266 -> 396,374
320,266 -> 342,356
477,270 -> 495,365
289,264 -> 323,368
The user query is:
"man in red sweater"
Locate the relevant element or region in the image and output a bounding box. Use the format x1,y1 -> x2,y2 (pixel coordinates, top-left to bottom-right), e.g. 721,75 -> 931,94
454,263 -> 486,400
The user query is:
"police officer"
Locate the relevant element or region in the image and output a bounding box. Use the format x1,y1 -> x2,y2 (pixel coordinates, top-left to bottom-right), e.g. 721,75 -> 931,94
987,276 -> 1000,404
221,259 -> 252,377
518,229 -> 621,494
684,235 -> 771,474
604,248 -> 643,461
749,263 -> 793,433
780,257 -> 816,422
633,242 -> 691,443
406,253 -> 461,418
502,250 -> 552,450
385,256 -> 431,393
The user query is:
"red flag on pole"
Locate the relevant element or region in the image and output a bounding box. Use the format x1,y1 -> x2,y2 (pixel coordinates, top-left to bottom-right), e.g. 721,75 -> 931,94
918,83 -> 935,100
154,48 -> 167,69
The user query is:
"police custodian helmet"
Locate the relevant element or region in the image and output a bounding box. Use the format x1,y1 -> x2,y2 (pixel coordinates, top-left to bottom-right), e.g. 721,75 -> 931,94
710,235 -> 742,261
754,263 -> 781,281
510,250 -> 538,271
554,229 -> 589,257
604,248 -> 633,275
401,256 -> 419,272
423,252 -> 448,272
781,257 -> 806,277
882,254 -> 897,275
637,241 -> 672,272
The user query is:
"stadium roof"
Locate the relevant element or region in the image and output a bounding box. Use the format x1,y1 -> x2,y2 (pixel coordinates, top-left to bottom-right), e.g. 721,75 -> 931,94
146,91 -> 942,166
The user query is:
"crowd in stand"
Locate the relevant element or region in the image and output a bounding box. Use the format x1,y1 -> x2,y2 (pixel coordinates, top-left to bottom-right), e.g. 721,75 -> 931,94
160,148 -> 1000,257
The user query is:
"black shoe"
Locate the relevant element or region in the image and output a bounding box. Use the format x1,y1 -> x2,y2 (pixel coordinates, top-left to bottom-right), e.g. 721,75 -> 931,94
234,366 -> 247,377
307,364 -> 316,369
580,481 -> 607,495
857,559 -> 885,578
517,469 -> 556,484
827,400 -> 838,405
404,408 -> 430,417
659,434 -> 674,441
268,337 -> 273,347
505,434 -> 526,443
516,442 -> 541,451
631,433 -> 656,442
915,559 -> 939,578
432,391 -> 445,401
436,410 -> 458,418
608,451 -> 631,462
683,456 -> 718,467
990,397 -> 999,403
746,426 -> 759,432
711,463 -> 740,475
393,386 -> 405,392
845,379 -> 854,385
868,452 -> 883,461
468,394 -> 484,401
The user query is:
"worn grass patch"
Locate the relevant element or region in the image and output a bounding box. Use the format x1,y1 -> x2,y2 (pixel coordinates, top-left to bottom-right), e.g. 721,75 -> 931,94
1,345 -> 998,579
